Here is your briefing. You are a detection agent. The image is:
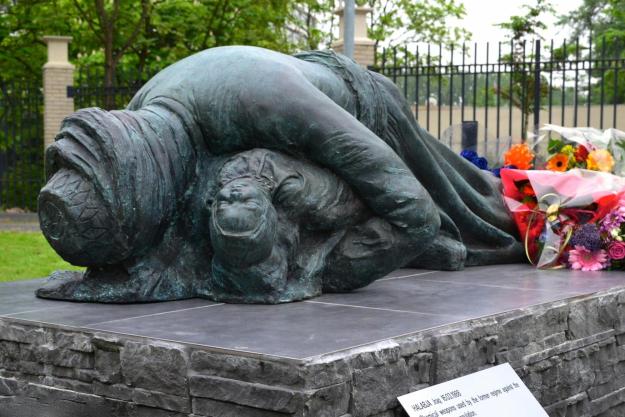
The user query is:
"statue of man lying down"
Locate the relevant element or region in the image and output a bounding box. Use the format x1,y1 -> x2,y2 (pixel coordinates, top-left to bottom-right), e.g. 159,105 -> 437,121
37,46 -> 524,304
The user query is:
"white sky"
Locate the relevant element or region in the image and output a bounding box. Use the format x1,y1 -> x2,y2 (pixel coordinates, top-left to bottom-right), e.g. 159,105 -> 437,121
457,0 -> 583,42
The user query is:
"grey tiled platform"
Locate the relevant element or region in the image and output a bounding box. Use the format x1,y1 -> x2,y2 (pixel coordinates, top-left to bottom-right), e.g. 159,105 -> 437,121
2,264 -> 625,360
3,264 -> 625,417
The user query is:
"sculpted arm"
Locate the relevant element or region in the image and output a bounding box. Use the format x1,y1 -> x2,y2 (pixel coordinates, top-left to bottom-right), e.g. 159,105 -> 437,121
237,72 -> 440,265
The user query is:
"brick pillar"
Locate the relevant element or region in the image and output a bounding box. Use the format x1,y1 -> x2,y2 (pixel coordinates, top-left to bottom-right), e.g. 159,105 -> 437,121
331,6 -> 375,67
43,36 -> 74,150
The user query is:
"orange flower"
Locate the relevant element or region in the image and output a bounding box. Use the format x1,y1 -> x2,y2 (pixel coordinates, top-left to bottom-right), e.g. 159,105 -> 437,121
503,144 -> 534,170
586,149 -> 615,172
546,153 -> 569,172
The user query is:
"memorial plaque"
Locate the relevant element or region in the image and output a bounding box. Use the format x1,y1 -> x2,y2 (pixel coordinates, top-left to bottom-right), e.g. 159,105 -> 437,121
398,363 -> 548,417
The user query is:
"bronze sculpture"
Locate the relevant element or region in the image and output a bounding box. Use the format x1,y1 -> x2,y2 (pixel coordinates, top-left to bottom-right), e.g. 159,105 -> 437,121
37,46 -> 524,304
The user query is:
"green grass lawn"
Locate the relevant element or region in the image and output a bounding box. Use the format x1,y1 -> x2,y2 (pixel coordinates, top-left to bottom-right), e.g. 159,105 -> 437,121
0,232 -> 83,282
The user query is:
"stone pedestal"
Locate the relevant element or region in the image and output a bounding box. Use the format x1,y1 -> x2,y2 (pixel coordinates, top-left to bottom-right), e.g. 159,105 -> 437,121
2,266 -> 625,416
332,6 -> 376,67
43,36 -> 74,150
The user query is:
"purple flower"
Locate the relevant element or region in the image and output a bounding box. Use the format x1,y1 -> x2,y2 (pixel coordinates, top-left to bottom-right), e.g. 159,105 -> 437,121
473,156 -> 489,170
460,150 -> 478,161
569,224 -> 602,251
460,150 -> 490,171
600,208 -> 625,234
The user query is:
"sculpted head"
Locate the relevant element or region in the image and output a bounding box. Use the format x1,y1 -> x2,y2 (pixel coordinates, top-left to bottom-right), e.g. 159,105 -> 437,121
209,178 -> 277,267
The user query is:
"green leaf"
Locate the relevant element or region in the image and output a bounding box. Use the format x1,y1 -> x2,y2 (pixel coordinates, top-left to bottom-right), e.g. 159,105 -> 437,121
548,138 -> 566,154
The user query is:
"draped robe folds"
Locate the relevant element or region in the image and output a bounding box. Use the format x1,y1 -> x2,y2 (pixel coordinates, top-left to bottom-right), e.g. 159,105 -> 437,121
128,46 -> 524,271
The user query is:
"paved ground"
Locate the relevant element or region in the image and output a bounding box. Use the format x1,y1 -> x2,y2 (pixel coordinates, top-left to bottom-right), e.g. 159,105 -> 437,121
3,264 -> 625,360
0,212 -> 40,232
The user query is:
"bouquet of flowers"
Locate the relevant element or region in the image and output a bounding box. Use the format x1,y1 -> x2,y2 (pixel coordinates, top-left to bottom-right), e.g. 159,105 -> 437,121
500,168 -> 625,269
537,124 -> 625,174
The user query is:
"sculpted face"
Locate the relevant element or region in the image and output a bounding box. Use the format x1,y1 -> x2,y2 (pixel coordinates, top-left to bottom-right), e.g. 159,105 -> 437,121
214,180 -> 268,234
210,178 -> 277,266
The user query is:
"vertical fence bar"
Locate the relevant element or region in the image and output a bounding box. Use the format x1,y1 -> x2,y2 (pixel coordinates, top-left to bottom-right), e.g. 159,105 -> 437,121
461,42 -> 466,122
426,44 -> 431,131
437,44 -> 443,139
472,42 -> 477,121
415,45 -> 419,122
403,45 -> 409,100
18,80 -> 25,209
533,39 -> 541,139
561,39 -> 567,126
573,37 -> 580,126
587,37 -> 592,126
508,40 -> 514,138
11,81 -> 17,207
521,41 -> 529,141
484,42 -> 490,153
614,63 -> 619,128
449,44 -> 454,147
496,42 -> 502,142
0,82 -> 6,208
381,47 -> 387,77
392,47 -> 398,84
600,37 -> 606,129
548,39 -> 554,123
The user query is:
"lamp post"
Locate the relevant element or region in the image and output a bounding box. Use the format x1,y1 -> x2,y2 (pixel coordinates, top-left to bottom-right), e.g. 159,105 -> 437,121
343,0 -> 355,59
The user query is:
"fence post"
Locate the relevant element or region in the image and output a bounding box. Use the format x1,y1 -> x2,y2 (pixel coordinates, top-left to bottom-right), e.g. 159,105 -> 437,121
533,39 -> 541,137
331,6 -> 375,67
43,36 -> 74,150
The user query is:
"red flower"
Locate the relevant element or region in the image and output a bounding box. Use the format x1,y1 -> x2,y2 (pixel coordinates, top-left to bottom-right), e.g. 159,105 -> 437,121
522,184 -> 535,197
574,145 -> 589,163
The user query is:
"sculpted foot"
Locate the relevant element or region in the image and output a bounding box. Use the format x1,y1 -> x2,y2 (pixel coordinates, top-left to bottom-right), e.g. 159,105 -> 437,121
36,267 -> 172,303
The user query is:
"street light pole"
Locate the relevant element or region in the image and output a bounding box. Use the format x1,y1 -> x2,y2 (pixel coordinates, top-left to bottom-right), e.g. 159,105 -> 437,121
344,0 -> 355,59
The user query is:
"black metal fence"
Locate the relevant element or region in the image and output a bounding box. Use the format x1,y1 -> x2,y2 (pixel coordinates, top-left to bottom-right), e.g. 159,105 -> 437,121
2,39 -> 625,210
373,37 -> 625,158
0,80 -> 43,211
69,65 -> 163,110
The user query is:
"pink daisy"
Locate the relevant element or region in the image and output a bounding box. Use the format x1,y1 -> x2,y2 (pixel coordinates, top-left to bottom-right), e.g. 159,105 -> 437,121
568,246 -> 608,271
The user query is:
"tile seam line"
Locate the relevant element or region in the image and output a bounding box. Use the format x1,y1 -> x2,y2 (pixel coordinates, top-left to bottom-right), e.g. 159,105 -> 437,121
377,270 -> 438,281
412,277 -> 587,292
303,299 -> 463,318
1,305 -> 76,317
83,303 -> 226,326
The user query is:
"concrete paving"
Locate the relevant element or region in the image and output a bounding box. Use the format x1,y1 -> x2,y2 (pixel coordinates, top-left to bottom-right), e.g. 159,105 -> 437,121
0,212 -> 40,232
2,265 -> 625,360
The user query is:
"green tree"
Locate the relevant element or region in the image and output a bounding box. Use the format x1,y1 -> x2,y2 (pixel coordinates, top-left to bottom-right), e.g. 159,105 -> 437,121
361,0 -> 470,51
495,0 -> 553,141
558,0 -> 625,104
0,0 -> 70,82
0,0 -> 320,87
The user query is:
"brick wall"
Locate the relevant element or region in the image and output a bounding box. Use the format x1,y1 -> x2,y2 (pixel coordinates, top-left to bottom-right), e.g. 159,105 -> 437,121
43,66 -> 74,149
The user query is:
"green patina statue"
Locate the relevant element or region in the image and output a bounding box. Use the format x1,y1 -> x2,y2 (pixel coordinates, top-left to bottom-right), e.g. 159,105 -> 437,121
37,46 -> 524,304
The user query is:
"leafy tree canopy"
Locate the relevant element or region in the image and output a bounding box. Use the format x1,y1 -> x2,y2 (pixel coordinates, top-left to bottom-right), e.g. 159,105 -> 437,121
1,0 -> 470,85
360,0 -> 470,49
558,0 -> 625,58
